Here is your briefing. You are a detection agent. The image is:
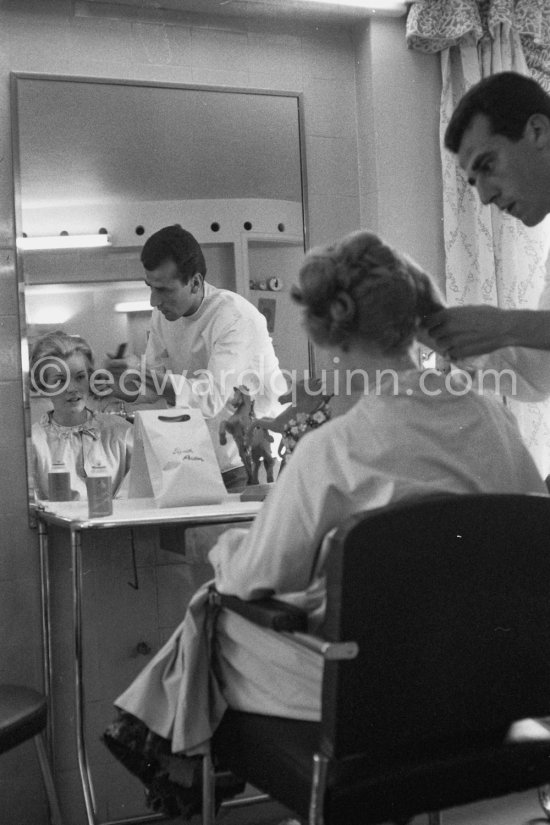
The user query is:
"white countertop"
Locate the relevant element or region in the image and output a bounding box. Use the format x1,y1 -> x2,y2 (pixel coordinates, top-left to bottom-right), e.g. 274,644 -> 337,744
32,495 -> 262,529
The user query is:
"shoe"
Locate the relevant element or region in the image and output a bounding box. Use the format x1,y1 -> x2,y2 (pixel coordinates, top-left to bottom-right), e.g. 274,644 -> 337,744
506,717 -> 550,742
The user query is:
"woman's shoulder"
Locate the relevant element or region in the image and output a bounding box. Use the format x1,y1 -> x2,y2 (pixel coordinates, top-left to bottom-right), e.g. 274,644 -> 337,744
471,390 -> 525,429
32,411 -> 55,432
31,415 -> 50,441
289,399 -> 368,459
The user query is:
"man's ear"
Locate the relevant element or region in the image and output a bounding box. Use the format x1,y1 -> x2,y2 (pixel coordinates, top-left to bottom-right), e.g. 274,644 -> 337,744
525,113 -> 550,148
190,273 -> 203,292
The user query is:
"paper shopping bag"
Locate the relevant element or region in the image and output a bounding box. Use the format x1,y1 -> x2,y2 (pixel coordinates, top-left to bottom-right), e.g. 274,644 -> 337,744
128,409 -> 227,507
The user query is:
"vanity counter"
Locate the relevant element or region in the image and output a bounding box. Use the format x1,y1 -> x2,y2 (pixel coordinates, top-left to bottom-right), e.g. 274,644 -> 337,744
34,496 -> 262,825
33,495 -> 262,530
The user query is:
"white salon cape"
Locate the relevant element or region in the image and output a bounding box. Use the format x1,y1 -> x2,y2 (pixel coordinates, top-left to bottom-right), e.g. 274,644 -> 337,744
115,370 -> 546,754
32,410 -> 133,501
145,282 -> 287,473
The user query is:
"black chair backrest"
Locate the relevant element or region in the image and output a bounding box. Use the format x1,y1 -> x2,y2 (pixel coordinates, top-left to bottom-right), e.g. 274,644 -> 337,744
320,494 -> 550,766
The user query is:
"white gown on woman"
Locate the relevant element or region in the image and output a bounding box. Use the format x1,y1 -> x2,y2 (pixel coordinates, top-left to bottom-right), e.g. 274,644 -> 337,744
116,370 -> 547,754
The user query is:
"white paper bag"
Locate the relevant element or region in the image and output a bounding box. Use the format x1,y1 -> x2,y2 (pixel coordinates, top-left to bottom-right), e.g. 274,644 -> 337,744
128,409 -> 227,507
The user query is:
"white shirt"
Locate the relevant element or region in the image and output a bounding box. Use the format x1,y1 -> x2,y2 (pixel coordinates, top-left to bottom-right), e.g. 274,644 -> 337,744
209,369 -> 547,720
116,370 -> 548,736
458,270 -> 550,401
145,282 -> 286,472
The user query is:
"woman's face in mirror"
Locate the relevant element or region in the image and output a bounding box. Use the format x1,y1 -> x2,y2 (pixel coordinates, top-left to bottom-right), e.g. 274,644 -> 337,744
41,352 -> 91,424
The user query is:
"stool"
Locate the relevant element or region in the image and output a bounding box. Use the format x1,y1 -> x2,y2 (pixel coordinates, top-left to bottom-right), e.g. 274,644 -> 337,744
0,684 -> 63,825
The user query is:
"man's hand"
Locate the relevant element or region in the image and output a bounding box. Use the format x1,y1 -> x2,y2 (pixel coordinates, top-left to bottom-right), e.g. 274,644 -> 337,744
99,358 -> 176,405
422,306 -> 519,359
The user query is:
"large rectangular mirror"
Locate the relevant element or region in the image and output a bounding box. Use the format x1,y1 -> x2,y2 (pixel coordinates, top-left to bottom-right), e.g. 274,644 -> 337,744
11,74 -> 311,503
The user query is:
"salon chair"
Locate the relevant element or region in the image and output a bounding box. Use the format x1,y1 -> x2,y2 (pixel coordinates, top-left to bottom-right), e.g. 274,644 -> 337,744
203,494 -> 550,825
0,684 -> 63,825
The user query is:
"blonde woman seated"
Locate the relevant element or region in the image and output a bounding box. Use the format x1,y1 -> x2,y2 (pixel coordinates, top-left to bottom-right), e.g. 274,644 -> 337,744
30,330 -> 133,501
104,231 -> 546,817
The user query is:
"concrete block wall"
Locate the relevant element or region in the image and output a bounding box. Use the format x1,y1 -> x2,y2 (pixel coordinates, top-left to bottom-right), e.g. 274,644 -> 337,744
356,17 -> 444,285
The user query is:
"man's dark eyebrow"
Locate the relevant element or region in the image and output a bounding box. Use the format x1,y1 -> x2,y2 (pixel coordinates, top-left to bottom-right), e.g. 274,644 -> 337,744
471,151 -> 493,173
466,151 -> 493,185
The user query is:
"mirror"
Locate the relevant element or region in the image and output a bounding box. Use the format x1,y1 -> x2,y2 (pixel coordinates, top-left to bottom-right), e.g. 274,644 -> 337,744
11,74 -> 311,502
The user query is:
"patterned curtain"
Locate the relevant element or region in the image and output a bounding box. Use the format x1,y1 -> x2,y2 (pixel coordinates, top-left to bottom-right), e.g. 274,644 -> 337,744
407,0 -> 550,476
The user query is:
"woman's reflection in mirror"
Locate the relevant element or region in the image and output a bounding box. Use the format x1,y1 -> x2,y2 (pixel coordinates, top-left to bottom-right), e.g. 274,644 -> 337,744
29,330 -> 133,501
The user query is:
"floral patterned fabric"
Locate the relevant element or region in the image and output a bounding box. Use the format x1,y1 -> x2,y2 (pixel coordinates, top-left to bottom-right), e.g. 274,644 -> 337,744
407,0 -> 550,89
407,0 -> 484,53
405,0 -> 550,475
279,398 -> 332,462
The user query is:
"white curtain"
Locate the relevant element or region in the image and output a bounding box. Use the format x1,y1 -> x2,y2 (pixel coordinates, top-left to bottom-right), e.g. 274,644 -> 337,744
407,0 -> 550,476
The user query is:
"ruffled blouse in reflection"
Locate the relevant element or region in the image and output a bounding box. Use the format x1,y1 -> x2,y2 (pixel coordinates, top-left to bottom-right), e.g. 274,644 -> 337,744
31,409 -> 133,501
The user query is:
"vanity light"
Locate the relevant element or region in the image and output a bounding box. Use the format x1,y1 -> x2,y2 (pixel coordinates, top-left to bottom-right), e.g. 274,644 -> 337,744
114,301 -> 152,313
28,307 -> 75,325
17,233 -> 112,251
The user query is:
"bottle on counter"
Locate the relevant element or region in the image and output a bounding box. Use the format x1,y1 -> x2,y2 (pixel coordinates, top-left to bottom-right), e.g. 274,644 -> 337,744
85,465 -> 113,518
48,462 -> 72,501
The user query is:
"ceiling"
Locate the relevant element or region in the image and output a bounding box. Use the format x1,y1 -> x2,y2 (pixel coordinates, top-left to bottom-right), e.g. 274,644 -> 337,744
80,0 -> 406,25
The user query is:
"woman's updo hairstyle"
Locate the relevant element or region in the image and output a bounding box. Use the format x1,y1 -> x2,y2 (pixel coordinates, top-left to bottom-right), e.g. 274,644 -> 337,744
291,231 -> 443,353
30,330 -> 95,394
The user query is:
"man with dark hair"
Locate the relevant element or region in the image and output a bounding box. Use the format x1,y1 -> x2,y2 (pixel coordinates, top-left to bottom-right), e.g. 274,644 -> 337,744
109,225 -> 286,492
444,71 -> 550,155
141,224 -> 207,288
425,72 -> 550,361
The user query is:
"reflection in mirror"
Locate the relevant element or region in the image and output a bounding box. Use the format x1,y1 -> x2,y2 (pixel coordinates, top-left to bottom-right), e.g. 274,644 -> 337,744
12,75 -> 310,503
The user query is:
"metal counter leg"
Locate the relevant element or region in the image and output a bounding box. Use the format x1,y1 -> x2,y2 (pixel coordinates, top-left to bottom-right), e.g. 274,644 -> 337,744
38,519 -> 53,754
71,527 -> 98,825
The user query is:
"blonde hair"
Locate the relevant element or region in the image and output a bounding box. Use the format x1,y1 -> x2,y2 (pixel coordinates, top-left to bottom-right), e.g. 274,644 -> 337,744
30,330 -> 94,393
292,230 -> 444,353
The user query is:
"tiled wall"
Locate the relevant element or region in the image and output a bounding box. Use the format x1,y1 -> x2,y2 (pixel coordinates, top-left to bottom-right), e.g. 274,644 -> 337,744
0,2 -> 442,822
357,17 -> 444,279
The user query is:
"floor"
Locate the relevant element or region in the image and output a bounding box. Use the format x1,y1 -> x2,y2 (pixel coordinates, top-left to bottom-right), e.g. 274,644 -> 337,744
202,786 -> 550,825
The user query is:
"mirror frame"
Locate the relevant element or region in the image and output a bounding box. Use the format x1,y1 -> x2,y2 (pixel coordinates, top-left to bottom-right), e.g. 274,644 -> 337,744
10,72 -> 314,519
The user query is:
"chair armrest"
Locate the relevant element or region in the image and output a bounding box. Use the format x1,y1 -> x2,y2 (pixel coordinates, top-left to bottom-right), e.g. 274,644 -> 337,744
209,587 -> 308,632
